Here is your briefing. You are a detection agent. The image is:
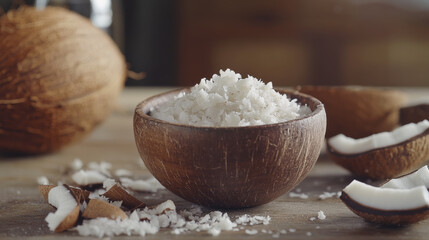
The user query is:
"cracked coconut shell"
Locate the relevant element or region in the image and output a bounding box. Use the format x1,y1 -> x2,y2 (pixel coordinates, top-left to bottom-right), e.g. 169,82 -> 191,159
0,6 -> 126,153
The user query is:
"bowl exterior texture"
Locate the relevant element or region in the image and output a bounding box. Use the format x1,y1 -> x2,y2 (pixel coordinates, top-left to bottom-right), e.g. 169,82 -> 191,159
134,89 -> 326,208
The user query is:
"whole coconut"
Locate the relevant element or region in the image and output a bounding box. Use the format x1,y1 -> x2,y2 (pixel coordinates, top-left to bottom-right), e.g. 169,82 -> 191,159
0,7 -> 126,154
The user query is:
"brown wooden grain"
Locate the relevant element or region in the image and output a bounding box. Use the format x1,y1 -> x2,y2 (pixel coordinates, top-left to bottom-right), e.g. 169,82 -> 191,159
298,86 -> 407,138
134,89 -> 327,208
0,6 -> 126,154
327,129 -> 429,180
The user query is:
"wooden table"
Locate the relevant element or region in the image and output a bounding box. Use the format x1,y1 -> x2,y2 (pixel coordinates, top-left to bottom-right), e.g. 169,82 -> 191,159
1,87 -> 428,239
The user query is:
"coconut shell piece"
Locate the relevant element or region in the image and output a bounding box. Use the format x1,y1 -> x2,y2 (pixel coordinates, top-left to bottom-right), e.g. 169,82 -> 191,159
0,6 -> 126,154
327,128 -> 429,180
400,104 -> 429,125
340,191 -> 429,225
54,205 -> 80,232
82,199 -> 128,220
39,184 -> 89,204
103,184 -> 146,210
297,85 -> 406,138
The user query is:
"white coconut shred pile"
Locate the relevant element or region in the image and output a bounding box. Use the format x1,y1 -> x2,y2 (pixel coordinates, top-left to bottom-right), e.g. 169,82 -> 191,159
150,69 -> 312,127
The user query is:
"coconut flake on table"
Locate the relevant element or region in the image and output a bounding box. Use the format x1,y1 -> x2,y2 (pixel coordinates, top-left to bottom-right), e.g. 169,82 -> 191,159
317,211 -> 326,220
76,200 -> 271,238
72,170 -> 108,186
37,176 -> 50,185
150,69 -> 312,127
289,192 -> 309,199
328,120 -> 429,155
318,191 -> 341,200
88,161 -> 112,176
70,158 -> 83,171
120,177 -> 164,192
114,169 -> 133,177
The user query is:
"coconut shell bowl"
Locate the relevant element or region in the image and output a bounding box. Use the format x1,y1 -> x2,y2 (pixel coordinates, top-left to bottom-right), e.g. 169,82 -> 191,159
134,89 -> 326,209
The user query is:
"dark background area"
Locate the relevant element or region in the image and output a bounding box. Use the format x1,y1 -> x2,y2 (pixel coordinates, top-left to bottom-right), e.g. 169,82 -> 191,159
1,0 -> 429,87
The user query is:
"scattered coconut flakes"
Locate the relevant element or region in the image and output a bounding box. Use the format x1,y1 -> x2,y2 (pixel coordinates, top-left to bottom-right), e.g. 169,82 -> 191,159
70,158 -> 83,171
207,228 -> 221,236
235,214 -> 271,225
245,229 -> 258,235
72,170 -> 107,186
88,161 -> 112,176
37,176 -> 50,185
120,177 -> 164,192
45,185 -> 78,231
318,191 -> 341,200
114,169 -> 133,177
289,192 -> 309,199
317,211 -> 326,220
289,228 -> 296,233
103,179 -> 116,191
77,200 -> 269,238
280,229 -> 287,234
309,217 -> 316,221
150,69 -> 311,127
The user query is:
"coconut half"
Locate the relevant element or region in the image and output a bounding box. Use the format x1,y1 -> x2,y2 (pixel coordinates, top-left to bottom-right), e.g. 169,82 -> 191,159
340,180 -> 429,225
44,185 -> 80,232
327,120 -> 429,180
382,165 -> 429,190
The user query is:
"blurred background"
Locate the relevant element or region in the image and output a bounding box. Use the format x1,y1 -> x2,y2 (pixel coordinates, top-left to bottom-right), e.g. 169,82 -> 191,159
1,0 -> 429,87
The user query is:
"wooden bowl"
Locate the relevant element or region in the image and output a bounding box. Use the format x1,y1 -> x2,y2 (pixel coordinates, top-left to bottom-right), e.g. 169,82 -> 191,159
134,89 -> 326,208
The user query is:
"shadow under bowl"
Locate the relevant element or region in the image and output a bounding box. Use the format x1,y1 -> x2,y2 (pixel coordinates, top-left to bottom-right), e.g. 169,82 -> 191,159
134,89 -> 326,208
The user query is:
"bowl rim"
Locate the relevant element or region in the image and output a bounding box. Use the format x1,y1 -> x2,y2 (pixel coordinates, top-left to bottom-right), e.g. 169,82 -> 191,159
134,88 -> 325,130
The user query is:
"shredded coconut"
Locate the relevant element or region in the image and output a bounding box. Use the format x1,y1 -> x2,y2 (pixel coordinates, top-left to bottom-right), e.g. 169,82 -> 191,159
114,169 -> 133,177
37,176 -> 49,185
245,229 -> 258,235
120,177 -> 164,193
72,170 -> 107,186
88,161 -> 112,177
317,211 -> 326,220
318,191 -> 341,200
150,69 -> 311,127
76,201 -> 271,238
289,192 -> 309,199
70,158 -> 83,171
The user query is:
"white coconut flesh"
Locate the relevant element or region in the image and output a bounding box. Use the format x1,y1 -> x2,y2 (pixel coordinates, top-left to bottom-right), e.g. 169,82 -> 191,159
72,170 -> 107,186
329,120 -> 429,155
45,186 -> 78,231
343,180 -> 429,211
382,166 -> 429,189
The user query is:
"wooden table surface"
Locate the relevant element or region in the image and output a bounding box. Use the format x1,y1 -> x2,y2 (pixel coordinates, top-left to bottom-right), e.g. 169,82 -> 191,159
1,87 -> 429,240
